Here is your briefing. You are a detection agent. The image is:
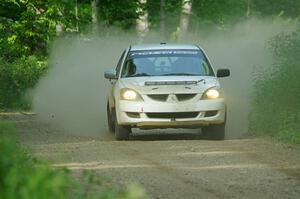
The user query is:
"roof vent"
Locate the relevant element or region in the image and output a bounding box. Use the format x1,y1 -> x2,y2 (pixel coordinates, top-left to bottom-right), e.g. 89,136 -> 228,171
160,42 -> 167,45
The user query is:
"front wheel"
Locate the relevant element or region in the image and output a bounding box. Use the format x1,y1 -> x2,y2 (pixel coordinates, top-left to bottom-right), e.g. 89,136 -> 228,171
115,122 -> 131,140
112,110 -> 131,140
202,123 -> 225,140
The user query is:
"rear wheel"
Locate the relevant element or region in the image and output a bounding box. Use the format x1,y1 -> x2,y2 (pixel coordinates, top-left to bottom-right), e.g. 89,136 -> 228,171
107,103 -> 115,133
202,123 -> 225,140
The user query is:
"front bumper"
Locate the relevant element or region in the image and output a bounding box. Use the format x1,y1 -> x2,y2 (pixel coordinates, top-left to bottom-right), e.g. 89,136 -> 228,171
115,98 -> 226,129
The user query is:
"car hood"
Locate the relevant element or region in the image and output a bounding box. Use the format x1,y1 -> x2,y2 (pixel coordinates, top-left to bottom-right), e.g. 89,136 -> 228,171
118,76 -> 220,94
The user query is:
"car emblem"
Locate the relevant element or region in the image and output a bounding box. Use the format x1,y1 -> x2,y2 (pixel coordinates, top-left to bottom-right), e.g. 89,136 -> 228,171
168,94 -> 177,102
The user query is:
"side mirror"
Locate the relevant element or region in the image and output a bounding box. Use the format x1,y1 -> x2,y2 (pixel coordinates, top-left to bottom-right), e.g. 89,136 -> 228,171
104,70 -> 118,80
216,69 -> 230,78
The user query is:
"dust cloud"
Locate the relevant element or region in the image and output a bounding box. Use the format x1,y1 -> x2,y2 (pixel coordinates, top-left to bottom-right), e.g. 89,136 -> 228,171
188,19 -> 296,138
33,19 -> 295,138
33,36 -> 135,136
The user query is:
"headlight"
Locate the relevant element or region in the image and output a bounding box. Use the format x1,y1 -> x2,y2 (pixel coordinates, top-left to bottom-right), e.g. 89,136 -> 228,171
120,88 -> 143,101
202,88 -> 221,100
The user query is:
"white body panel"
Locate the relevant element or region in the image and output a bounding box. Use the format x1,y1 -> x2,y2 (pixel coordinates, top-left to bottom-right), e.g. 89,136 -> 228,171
113,76 -> 226,128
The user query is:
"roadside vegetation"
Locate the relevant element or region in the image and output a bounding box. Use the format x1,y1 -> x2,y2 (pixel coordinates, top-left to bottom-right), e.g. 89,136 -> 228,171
0,121 -> 147,199
250,29 -> 300,144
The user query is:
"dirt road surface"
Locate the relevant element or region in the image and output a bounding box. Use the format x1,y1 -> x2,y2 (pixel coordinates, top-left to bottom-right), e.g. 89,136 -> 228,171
4,114 -> 300,199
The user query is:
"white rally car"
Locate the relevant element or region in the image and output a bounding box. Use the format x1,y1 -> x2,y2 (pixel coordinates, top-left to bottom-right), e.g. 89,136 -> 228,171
104,43 -> 230,140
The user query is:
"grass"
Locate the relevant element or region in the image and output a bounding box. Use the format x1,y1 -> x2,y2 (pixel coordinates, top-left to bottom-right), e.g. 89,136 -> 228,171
0,121 -> 147,199
0,120 -> 16,137
249,65 -> 300,145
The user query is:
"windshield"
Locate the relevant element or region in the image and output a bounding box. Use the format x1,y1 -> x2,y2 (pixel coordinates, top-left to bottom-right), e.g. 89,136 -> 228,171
121,49 -> 214,78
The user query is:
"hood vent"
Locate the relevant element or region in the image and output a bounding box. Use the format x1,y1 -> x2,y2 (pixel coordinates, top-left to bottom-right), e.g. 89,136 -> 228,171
145,81 -> 198,86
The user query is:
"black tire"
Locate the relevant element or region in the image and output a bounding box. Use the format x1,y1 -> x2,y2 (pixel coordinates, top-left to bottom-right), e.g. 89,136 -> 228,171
202,123 -> 225,140
115,122 -> 131,140
112,109 -> 131,140
107,103 -> 115,133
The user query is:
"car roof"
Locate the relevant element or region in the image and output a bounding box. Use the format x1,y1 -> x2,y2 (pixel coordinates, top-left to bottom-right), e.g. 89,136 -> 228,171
130,43 -> 200,51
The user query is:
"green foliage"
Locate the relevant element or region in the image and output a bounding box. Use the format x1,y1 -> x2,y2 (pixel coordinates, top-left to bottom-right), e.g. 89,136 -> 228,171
252,0 -> 300,18
0,120 -> 16,138
0,122 -> 147,199
190,0 -> 248,31
250,29 -> 300,144
0,122 -> 70,199
0,56 -> 46,110
98,0 -> 141,30
0,0 -> 86,60
0,0 -> 78,110
76,1 -> 92,33
145,0 -> 182,31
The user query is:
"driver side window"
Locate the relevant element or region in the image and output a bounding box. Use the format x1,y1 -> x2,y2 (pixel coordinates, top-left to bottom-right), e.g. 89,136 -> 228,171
121,59 -> 136,77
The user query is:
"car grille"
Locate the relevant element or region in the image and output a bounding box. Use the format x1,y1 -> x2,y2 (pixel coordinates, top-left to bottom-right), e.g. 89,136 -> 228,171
175,94 -> 197,101
146,112 -> 199,119
147,94 -> 197,102
147,94 -> 169,102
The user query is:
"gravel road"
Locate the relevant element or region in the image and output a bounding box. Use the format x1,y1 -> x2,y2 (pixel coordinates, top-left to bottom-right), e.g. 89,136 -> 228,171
4,114 -> 300,199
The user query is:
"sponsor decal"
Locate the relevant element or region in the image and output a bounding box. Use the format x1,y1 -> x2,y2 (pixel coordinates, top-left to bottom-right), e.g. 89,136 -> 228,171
131,50 -> 199,57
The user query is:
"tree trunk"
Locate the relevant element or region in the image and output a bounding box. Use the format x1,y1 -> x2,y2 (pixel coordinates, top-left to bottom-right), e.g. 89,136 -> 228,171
56,9 -> 64,37
246,0 -> 251,17
75,0 -> 79,32
56,23 -> 64,37
91,0 -> 99,33
160,0 -> 165,37
136,0 -> 149,41
179,0 -> 192,41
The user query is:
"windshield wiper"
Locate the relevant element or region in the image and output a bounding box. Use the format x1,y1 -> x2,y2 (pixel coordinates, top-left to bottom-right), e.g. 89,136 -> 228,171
160,73 -> 199,76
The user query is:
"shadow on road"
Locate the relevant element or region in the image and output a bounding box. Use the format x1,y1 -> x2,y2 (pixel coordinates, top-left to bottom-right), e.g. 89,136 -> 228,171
129,129 -> 204,141
130,133 -> 203,141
